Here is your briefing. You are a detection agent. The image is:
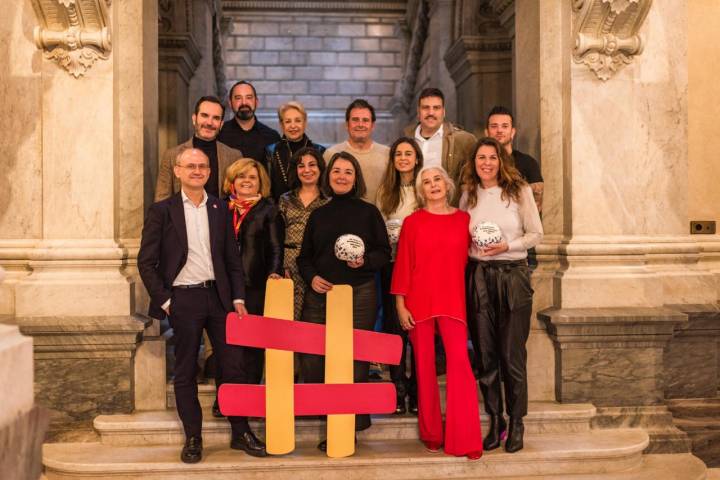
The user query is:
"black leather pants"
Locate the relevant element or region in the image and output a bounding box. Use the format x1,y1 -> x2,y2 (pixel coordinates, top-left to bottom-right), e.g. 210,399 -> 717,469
466,259 -> 533,419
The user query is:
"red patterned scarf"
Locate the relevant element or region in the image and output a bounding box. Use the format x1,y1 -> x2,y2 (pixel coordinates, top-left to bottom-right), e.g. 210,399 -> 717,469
227,187 -> 261,238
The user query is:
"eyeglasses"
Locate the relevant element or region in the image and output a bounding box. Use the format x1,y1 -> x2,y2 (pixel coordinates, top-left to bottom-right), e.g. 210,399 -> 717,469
178,164 -> 210,171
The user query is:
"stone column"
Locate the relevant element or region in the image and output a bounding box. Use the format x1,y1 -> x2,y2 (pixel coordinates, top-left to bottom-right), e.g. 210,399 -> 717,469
1,0 -> 159,439
444,0 -> 513,136
426,0 -> 458,121
158,0 -> 202,159
517,0 -> 714,452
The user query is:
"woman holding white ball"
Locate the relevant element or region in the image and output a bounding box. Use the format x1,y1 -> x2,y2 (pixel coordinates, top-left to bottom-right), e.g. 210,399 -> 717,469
460,137 -> 543,454
296,151 -> 391,449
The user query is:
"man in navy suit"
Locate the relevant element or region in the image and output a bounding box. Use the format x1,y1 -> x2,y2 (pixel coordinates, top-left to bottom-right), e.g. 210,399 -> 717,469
138,148 -> 267,462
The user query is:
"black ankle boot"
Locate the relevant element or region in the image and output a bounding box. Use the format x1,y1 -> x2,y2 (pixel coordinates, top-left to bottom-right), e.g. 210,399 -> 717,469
394,395 -> 407,414
505,417 -> 524,453
482,415 -> 507,451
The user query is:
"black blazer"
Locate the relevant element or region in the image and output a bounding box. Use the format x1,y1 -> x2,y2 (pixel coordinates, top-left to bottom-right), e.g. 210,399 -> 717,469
138,193 -> 245,319
233,197 -> 284,289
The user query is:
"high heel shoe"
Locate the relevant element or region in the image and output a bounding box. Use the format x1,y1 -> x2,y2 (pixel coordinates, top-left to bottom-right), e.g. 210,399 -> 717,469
423,441 -> 442,453
505,417 -> 524,453
466,450 -> 482,461
482,415 -> 507,451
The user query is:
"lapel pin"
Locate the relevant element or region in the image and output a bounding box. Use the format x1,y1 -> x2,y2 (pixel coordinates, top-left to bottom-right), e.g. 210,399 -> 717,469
213,204 -> 217,209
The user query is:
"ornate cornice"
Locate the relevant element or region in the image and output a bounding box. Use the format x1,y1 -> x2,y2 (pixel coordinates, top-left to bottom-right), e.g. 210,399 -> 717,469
222,1 -> 406,12
159,33 -> 202,84
444,35 -> 512,85
572,0 -> 652,81
487,0 -> 514,35
31,0 -> 112,78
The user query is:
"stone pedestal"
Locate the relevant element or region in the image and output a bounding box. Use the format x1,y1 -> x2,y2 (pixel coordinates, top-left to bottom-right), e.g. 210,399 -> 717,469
664,304 -> 720,399
0,324 -> 48,480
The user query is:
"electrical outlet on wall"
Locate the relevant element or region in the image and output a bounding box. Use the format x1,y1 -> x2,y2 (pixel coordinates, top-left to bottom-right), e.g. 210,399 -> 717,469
690,221 -> 716,234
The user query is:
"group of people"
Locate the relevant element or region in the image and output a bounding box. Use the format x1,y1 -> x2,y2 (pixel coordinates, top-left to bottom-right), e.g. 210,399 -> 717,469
138,80 -> 544,464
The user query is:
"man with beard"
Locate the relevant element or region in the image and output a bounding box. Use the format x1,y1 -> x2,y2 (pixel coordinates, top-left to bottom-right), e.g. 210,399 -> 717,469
156,96 -> 242,201
218,81 -> 281,166
485,105 -> 543,212
323,99 -> 389,202
403,88 -> 476,204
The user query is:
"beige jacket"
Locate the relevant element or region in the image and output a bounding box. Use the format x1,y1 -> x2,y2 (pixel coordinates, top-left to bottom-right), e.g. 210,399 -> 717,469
154,139 -> 243,202
403,121 -> 477,202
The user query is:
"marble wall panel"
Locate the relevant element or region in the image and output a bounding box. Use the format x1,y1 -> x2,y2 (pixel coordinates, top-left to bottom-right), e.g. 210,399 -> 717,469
569,0 -> 688,237
0,0 -> 43,240
688,0 -> 720,222
36,355 -> 135,441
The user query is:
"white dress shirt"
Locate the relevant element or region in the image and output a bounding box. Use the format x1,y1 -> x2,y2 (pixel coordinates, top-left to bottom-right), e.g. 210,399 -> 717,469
414,123 -> 444,168
162,190 -> 215,312
174,190 -> 215,286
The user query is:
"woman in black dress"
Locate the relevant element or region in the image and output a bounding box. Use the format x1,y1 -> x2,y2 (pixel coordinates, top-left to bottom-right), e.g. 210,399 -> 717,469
296,151 -> 391,451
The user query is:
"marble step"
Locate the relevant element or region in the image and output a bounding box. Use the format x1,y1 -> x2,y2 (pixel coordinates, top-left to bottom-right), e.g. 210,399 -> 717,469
95,401 -> 595,446
668,398 -> 720,467
43,429 -> 650,480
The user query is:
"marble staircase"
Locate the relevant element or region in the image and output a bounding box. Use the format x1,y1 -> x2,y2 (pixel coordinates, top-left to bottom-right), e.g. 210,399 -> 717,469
42,383 -> 710,479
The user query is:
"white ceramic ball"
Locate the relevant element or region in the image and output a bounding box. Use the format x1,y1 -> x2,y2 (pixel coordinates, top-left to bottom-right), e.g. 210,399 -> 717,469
335,234 -> 365,262
385,219 -> 403,244
471,222 -> 503,249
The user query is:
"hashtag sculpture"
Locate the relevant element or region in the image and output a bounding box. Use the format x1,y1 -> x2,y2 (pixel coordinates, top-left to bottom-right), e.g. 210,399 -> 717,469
218,279 -> 402,458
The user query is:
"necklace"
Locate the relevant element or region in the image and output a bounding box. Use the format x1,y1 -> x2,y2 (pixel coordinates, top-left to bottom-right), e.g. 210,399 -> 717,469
275,137 -> 309,187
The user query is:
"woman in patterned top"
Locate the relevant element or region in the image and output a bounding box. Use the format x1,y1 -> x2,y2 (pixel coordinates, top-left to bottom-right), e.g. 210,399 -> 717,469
277,147 -> 328,320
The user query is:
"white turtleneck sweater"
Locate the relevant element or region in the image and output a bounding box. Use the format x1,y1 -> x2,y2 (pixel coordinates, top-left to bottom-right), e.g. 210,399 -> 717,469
459,184 -> 543,261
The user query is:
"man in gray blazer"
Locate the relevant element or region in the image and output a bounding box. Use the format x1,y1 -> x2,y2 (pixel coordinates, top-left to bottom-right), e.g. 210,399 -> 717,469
155,96 -> 243,201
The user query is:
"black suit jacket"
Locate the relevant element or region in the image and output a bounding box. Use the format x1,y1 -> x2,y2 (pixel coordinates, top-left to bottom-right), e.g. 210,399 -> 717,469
138,192 -> 245,320
233,197 -> 284,289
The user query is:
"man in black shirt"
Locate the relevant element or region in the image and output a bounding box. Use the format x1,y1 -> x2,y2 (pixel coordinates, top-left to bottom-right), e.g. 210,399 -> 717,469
155,96 -> 243,201
485,106 -> 544,213
218,81 -> 281,167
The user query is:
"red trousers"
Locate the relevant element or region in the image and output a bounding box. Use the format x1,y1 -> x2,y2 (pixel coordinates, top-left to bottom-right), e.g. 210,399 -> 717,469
409,316 -> 483,456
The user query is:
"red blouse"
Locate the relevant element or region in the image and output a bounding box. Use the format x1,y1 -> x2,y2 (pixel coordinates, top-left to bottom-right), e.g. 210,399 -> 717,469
390,208 -> 470,323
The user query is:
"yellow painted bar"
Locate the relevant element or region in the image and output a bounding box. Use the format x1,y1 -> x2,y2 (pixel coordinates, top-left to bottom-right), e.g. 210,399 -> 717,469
325,285 -> 355,458
264,278 -> 295,455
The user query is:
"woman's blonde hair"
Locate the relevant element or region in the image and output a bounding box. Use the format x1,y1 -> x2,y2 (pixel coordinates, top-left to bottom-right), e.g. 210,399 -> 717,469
414,166 -> 455,208
223,158 -> 271,198
277,101 -> 307,122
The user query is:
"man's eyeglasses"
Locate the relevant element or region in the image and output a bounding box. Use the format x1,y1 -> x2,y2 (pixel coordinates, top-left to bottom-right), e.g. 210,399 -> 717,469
178,164 -> 210,171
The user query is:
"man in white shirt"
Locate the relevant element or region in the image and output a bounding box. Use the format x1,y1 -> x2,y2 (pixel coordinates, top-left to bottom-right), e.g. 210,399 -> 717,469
324,99 -> 389,202
403,88 -> 477,203
138,148 -> 266,463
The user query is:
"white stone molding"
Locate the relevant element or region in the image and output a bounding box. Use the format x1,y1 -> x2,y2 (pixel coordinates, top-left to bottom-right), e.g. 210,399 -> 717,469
31,0 -> 112,78
572,0 -> 653,81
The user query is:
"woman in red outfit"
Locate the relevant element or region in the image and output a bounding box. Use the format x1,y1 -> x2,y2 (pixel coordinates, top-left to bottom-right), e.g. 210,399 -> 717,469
391,166 -> 482,460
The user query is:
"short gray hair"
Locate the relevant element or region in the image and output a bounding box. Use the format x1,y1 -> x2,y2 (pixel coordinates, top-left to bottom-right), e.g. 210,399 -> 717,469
415,166 -> 455,207
174,147 -> 208,166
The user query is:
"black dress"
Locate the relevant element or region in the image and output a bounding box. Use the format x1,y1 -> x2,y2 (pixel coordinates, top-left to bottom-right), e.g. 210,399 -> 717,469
296,192 -> 391,431
265,135 -> 326,201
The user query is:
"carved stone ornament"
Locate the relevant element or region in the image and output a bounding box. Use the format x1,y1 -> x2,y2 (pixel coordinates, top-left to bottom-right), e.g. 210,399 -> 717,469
31,0 -> 112,78
572,0 -> 652,81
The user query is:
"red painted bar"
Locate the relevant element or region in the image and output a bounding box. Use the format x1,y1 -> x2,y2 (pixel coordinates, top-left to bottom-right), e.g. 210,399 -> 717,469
226,313 -> 402,365
218,383 -> 397,417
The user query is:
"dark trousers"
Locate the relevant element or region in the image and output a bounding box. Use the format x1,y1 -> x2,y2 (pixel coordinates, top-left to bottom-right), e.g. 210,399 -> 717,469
170,286 -> 249,437
300,279 -> 377,431
214,286 -> 265,429
380,262 -> 416,400
466,259 -> 533,419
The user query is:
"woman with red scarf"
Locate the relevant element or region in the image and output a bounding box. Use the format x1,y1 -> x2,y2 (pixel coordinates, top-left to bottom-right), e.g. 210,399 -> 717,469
210,158 -> 284,444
